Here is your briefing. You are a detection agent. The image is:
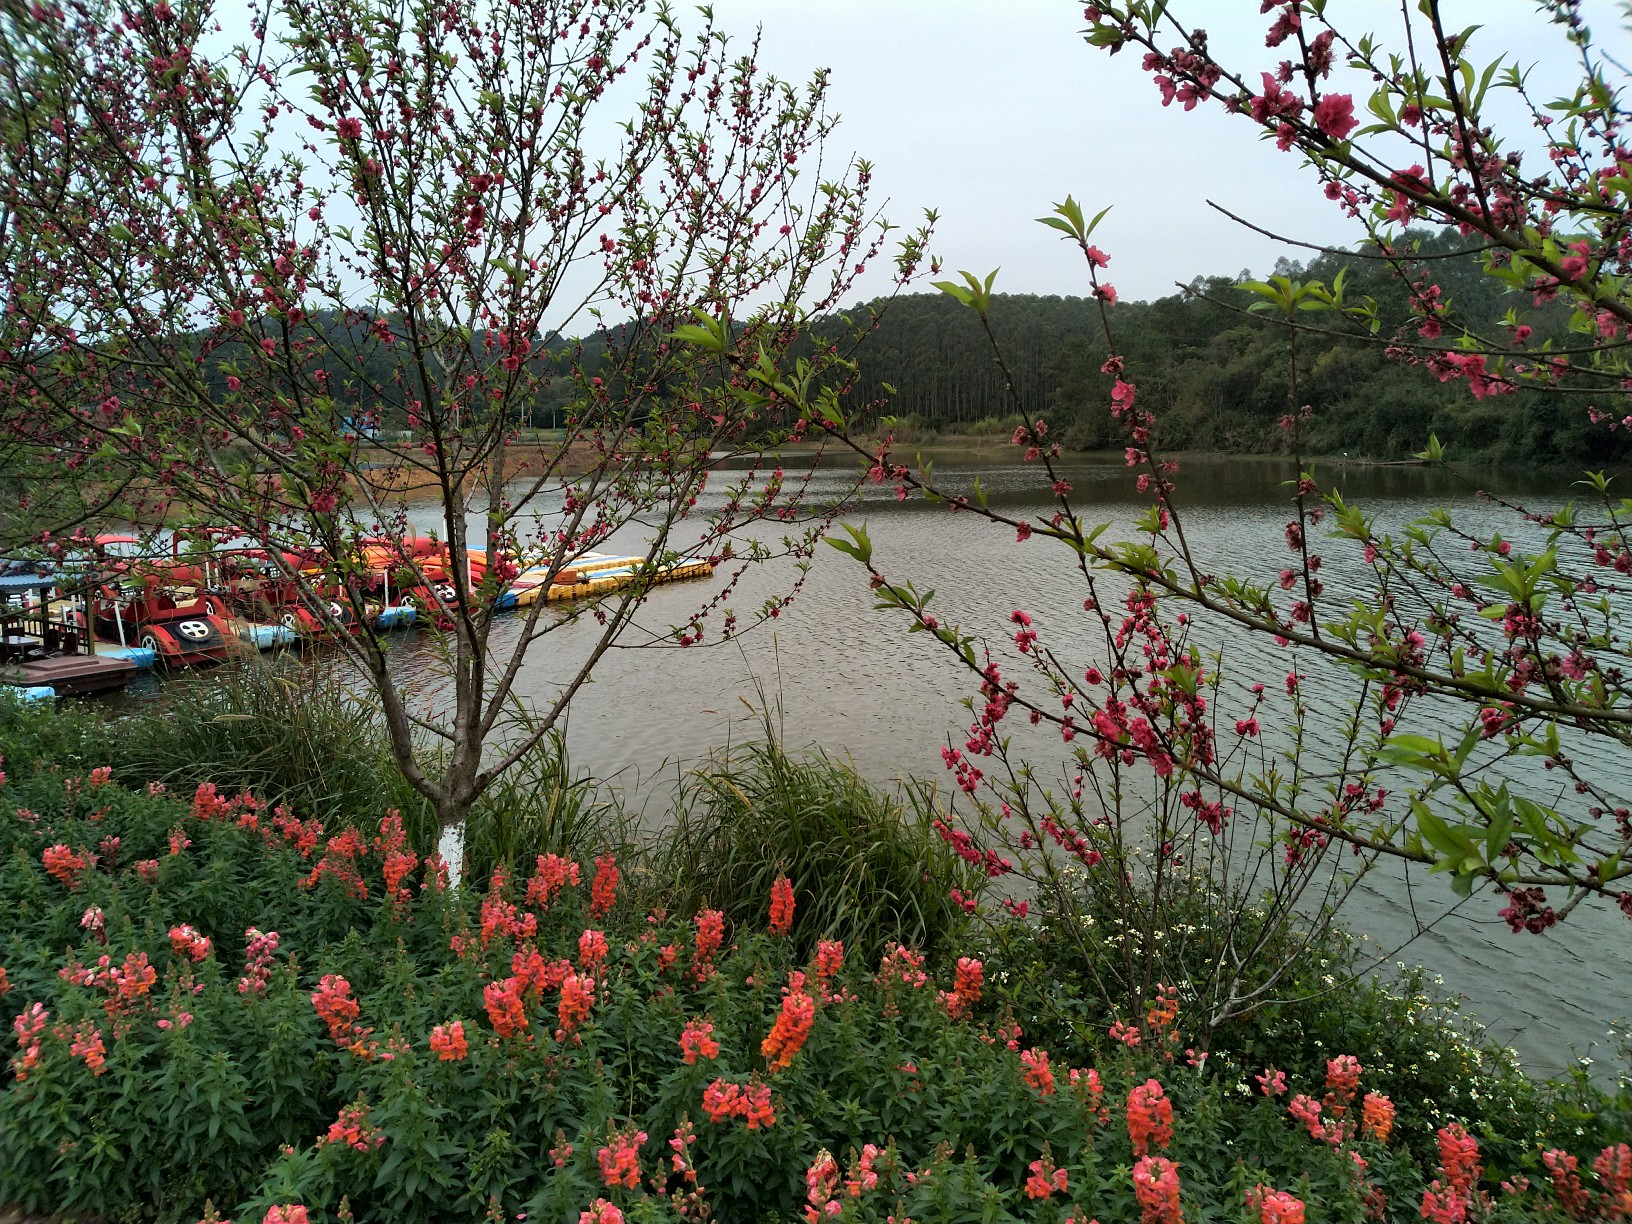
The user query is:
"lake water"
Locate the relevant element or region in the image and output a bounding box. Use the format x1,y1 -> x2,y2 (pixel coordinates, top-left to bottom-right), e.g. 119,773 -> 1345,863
137,450 -> 1632,1076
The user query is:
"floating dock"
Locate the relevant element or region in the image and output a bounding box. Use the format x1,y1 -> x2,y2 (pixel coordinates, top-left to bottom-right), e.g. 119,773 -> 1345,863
492,553 -> 715,609
99,646 -> 158,669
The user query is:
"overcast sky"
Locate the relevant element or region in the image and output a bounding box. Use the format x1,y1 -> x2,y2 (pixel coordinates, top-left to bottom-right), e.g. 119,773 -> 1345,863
703,1 -> 1630,306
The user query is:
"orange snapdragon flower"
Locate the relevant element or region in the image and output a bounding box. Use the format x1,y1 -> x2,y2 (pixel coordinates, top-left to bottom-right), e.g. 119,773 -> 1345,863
1127,1079 -> 1174,1156
761,988 -> 815,1071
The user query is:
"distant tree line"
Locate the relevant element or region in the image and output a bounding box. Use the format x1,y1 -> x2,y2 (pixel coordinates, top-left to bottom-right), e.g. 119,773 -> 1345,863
818,228 -> 1628,466
181,229 -> 1626,465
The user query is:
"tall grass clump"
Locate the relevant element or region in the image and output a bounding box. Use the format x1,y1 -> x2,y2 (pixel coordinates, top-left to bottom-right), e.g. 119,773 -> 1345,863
103,658 -> 439,851
656,735 -> 990,961
457,725 -> 632,890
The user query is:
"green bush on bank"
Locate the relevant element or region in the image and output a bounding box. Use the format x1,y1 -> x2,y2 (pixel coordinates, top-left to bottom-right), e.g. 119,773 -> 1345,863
966,890 -> 1556,1177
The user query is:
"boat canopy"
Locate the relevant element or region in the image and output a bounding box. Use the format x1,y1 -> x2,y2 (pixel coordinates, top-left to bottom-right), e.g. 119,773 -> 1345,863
0,573 -> 57,595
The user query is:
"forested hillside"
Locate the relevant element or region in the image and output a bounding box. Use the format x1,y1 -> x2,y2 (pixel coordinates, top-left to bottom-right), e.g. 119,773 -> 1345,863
822,229 -> 1628,466
181,231 -> 1624,466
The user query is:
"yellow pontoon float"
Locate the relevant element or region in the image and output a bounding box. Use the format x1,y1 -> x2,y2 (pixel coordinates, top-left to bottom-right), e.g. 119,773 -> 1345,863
480,552 -> 716,610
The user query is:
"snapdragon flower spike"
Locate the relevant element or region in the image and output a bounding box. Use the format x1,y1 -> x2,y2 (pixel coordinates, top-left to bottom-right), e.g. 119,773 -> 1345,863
768,874 -> 795,936
1249,1185 -> 1306,1224
692,909 -> 725,979
167,924 -> 212,963
320,1099 -> 384,1151
70,1019 -> 106,1076
701,1077 -> 775,1128
10,1002 -> 48,1081
588,853 -> 619,919
845,1144 -> 884,1198
1019,1047 -> 1056,1097
483,977 -> 528,1039
679,1016 -> 719,1064
556,971 -> 595,1040
577,928 -> 609,971
1132,1155 -> 1184,1224
1024,1145 -> 1069,1200
1127,1079 -> 1174,1155
525,853 -> 581,910
311,974 -> 362,1045
596,1124 -> 646,1189
761,982 -> 815,1071
1360,1091 -> 1394,1142
939,956 -> 983,1019
429,1020 -> 468,1061
805,1148 -> 842,1221
42,843 -> 89,889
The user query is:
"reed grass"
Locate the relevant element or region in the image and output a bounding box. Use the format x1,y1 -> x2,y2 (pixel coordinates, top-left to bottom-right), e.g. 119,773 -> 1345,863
457,725 -> 631,890
654,735 -> 989,962
103,659 -> 440,852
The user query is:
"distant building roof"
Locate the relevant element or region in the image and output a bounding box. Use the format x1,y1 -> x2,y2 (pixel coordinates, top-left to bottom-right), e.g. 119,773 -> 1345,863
0,573 -> 54,594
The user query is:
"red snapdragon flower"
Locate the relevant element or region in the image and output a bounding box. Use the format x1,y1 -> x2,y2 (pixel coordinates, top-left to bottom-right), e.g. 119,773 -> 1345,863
525,852 -> 580,909
312,975 -> 362,1045
1020,1047 -> 1056,1097
768,874 -> 795,936
596,1124 -> 647,1189
679,1016 -> 719,1064
10,1002 -> 48,1080
237,928 -> 279,996
557,971 -> 595,1037
1361,1091 -> 1394,1142
483,977 -> 528,1039
1249,1184 -> 1305,1224
320,1099 -> 384,1151
70,1019 -> 106,1076
430,1020 -> 468,1061
42,844 -> 89,889
940,956 -> 983,1019
1127,1079 -> 1174,1155
1025,1148 -> 1069,1199
693,909 -> 725,978
805,1149 -> 842,1221
701,1077 -> 775,1128
578,928 -> 609,971
589,853 -> 619,918
1132,1155 -> 1184,1224
167,924 -> 211,963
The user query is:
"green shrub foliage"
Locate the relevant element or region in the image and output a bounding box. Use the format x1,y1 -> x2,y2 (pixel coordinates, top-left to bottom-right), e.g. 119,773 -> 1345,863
2,702 -> 1629,1223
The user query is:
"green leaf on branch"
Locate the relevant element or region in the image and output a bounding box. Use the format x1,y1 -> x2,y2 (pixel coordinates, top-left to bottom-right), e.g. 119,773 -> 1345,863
1035,195 -> 1111,246
826,523 -> 872,565
666,307 -> 728,353
931,269 -> 999,318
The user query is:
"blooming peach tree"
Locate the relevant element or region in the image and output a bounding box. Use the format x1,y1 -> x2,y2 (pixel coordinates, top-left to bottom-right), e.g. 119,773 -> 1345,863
0,0 -> 928,830
795,0 -> 1632,1036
